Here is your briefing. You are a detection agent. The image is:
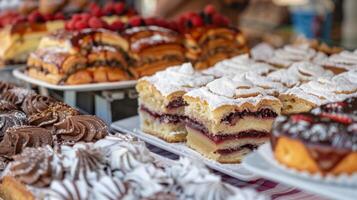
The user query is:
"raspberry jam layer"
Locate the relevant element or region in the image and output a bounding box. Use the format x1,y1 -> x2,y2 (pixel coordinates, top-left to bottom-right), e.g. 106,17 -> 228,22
186,118 -> 269,144
216,144 -> 258,155
221,108 -> 278,126
140,106 -> 187,124
166,97 -> 188,110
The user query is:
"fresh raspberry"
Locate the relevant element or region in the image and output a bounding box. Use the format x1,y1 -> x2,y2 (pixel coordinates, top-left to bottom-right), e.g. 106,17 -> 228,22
191,16 -> 203,27
65,20 -> 76,30
74,20 -> 88,30
212,13 -> 229,26
43,14 -> 54,21
88,17 -> 105,29
103,2 -> 115,15
80,13 -> 91,21
204,4 -> 216,15
145,17 -> 156,26
321,113 -> 352,124
114,2 -> 125,14
54,13 -> 65,20
92,6 -> 103,17
129,16 -> 143,27
291,114 -> 313,123
28,11 -> 44,23
72,14 -> 82,21
109,20 -> 124,31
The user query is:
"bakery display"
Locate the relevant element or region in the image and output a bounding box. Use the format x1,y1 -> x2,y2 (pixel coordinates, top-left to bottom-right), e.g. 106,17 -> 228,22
136,63 -> 214,142
271,97 -> 357,175
0,134 -> 267,200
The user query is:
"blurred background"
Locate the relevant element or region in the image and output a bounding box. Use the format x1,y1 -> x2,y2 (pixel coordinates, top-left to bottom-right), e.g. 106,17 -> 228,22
1,0 -> 356,49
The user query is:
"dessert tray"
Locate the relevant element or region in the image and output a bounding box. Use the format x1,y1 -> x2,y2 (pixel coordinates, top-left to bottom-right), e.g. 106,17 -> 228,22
13,67 -> 137,91
111,116 -> 258,181
242,144 -> 357,200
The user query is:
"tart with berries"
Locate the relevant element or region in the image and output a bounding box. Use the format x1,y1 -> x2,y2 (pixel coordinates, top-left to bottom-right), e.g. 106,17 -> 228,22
271,97 -> 357,175
177,5 -> 248,70
0,10 -> 65,66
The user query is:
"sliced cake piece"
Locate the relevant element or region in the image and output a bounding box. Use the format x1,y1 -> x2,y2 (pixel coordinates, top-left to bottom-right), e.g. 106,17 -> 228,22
183,77 -> 282,163
136,63 -> 213,142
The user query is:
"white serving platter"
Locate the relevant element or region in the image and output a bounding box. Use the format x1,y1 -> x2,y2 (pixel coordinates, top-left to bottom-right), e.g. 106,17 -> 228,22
242,144 -> 357,200
13,68 -> 137,91
111,116 -> 258,181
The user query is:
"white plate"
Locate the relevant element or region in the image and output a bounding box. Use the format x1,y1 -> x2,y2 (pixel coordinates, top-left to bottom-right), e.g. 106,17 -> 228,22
111,116 -> 258,181
242,144 -> 357,200
13,68 -> 137,91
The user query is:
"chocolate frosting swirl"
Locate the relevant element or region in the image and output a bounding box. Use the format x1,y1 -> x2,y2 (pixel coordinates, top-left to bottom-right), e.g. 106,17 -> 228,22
0,126 -> 53,157
54,115 -> 108,143
1,88 -> 36,106
0,100 -> 17,112
29,102 -> 79,129
9,147 -> 55,187
21,94 -> 57,115
0,81 -> 14,95
0,110 -> 27,140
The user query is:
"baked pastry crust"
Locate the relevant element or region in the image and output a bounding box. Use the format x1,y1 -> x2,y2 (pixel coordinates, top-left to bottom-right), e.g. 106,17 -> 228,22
1,176 -> 35,200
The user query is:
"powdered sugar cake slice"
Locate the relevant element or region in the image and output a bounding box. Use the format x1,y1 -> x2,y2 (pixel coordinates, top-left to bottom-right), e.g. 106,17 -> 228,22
183,76 -> 282,163
136,63 -> 214,142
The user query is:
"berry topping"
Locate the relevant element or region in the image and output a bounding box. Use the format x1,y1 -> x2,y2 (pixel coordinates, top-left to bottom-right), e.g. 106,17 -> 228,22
291,114 -> 313,123
114,2 -> 125,14
109,20 -> 125,31
28,11 -> 45,23
204,4 -> 217,15
88,17 -> 105,29
191,16 -> 204,27
129,16 -> 144,27
74,20 -> 88,30
321,113 -> 352,124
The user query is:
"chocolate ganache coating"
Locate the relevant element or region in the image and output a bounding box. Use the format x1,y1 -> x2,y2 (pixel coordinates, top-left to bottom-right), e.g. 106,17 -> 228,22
1,88 -> 36,106
0,100 -> 17,112
0,81 -> 14,95
54,115 -> 108,143
28,102 -> 79,129
0,126 -> 53,157
21,94 -> 57,115
9,147 -> 55,187
0,110 -> 27,140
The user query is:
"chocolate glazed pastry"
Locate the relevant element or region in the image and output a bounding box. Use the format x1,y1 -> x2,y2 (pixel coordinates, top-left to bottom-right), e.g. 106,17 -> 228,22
28,102 -> 79,129
0,126 -> 53,158
1,88 -> 36,106
0,81 -> 14,95
0,100 -> 17,112
21,94 -> 57,115
54,115 -> 108,144
0,110 -> 27,140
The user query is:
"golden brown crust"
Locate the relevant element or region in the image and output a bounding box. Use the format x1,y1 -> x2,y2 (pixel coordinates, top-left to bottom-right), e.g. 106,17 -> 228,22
0,176 -> 35,200
274,136 -> 357,175
130,59 -> 184,79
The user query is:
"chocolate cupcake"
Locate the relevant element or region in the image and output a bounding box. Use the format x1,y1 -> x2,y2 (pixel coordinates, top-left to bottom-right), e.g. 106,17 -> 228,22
54,115 -> 108,144
1,88 -> 36,106
0,126 -> 53,158
28,102 -> 79,129
0,110 -> 27,140
21,94 -> 57,115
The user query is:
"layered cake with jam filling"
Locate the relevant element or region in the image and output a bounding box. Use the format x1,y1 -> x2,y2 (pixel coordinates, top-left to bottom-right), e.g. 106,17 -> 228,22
123,26 -> 186,78
279,70 -> 357,114
183,77 -> 282,163
26,27 -> 130,85
272,97 -> 357,175
136,63 -> 214,142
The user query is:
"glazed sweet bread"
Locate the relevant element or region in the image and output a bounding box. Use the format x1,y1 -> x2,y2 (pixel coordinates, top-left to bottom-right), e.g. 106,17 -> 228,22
271,97 -> 357,175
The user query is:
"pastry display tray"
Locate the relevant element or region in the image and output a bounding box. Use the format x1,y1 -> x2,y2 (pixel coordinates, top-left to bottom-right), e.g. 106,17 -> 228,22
242,144 -> 357,200
111,116 -> 258,181
13,68 -> 137,91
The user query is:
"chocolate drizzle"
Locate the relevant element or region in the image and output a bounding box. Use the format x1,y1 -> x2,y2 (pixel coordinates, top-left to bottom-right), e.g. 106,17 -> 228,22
0,81 -> 14,95
0,110 -> 27,140
1,88 -> 36,106
0,100 -> 17,112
